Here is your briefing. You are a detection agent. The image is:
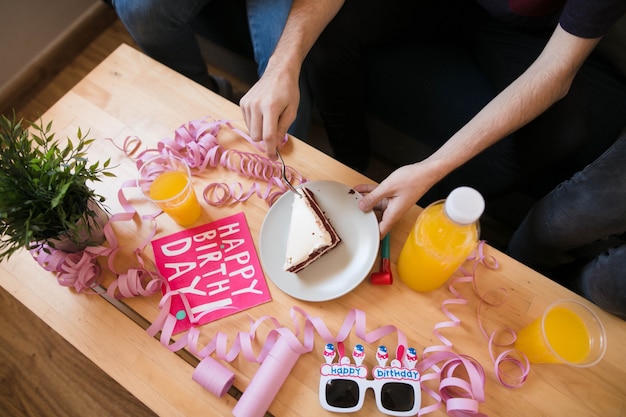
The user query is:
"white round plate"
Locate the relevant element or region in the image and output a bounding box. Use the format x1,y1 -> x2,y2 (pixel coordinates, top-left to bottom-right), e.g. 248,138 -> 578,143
259,180 -> 380,302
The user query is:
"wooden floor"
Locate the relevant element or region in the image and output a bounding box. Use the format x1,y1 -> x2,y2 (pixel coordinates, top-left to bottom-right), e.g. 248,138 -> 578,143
0,287 -> 158,417
12,15 -> 138,123
1,15 -> 158,417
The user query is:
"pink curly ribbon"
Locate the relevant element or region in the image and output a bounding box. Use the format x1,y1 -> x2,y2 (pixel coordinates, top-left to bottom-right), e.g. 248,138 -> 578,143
29,216 -> 163,298
28,117 -> 536,415
149,289 -> 493,416
465,242 -> 531,388
31,244 -> 102,292
132,118 -> 305,207
410,241 -> 532,416
31,117 -> 304,296
445,243 -> 531,388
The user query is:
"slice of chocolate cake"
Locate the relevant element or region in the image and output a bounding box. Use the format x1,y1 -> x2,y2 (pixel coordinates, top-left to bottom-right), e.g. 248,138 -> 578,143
283,188 -> 341,273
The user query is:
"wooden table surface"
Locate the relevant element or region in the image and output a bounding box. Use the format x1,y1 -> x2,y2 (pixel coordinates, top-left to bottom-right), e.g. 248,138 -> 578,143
1,44 -> 624,417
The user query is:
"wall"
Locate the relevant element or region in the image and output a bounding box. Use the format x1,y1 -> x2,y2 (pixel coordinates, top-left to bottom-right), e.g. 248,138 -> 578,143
0,0 -> 104,112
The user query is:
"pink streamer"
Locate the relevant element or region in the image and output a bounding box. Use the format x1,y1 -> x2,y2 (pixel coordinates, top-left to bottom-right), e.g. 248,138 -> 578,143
29,116 -> 300,297
132,117 -> 304,207
28,117 -> 537,416
149,289 -> 493,416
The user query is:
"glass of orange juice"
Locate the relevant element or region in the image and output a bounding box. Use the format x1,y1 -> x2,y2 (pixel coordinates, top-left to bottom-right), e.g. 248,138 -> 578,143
137,154 -> 202,226
514,299 -> 607,367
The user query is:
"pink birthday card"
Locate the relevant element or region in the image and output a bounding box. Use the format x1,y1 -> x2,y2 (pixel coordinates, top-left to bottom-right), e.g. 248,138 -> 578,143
151,212 -> 271,334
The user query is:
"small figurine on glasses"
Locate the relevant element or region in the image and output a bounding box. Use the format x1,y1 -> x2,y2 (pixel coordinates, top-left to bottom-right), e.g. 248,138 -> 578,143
319,342 -> 421,416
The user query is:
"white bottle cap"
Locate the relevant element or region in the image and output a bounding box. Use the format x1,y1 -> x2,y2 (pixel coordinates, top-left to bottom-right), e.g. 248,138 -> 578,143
444,186 -> 485,225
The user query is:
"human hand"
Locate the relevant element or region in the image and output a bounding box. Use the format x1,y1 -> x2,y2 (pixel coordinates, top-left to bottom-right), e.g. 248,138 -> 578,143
240,66 -> 301,160
355,164 -> 437,238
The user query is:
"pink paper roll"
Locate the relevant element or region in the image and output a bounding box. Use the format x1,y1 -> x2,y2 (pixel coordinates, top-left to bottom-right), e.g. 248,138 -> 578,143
232,337 -> 301,417
192,356 -> 235,397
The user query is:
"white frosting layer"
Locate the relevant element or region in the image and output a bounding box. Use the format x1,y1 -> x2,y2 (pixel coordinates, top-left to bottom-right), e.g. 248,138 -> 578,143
283,190 -> 333,272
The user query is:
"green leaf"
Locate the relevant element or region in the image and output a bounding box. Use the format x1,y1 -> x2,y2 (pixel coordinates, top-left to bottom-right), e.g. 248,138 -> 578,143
0,114 -> 115,261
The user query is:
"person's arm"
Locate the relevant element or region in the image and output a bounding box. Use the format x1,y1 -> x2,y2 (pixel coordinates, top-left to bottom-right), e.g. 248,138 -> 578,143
240,0 -> 344,159
357,24 -> 602,238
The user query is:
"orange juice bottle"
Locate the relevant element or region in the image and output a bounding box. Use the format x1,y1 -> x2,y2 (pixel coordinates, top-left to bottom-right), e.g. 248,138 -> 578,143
397,187 -> 485,292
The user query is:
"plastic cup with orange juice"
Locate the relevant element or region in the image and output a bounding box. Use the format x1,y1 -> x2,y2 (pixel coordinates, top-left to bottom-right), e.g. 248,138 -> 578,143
138,154 -> 202,226
515,299 -> 607,367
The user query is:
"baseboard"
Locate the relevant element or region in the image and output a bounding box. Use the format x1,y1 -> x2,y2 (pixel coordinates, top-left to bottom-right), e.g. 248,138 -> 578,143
0,2 -> 117,117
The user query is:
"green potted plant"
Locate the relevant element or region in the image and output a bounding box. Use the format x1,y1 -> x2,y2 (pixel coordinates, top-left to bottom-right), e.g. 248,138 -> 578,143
0,113 -> 116,261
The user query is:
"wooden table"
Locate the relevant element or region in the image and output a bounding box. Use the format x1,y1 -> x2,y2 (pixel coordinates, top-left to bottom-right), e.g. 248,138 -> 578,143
1,44 -> 624,417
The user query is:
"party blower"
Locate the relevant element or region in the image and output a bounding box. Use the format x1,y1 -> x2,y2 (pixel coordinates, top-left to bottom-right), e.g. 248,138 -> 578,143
371,234 -> 392,285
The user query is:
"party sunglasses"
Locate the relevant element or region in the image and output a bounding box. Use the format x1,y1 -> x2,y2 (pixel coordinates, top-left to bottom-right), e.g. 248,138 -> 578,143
319,343 -> 421,416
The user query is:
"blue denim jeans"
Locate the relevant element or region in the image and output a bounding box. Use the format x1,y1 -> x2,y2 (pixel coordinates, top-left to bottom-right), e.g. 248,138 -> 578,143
507,132 -> 626,319
246,0 -> 312,139
111,0 -> 311,139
